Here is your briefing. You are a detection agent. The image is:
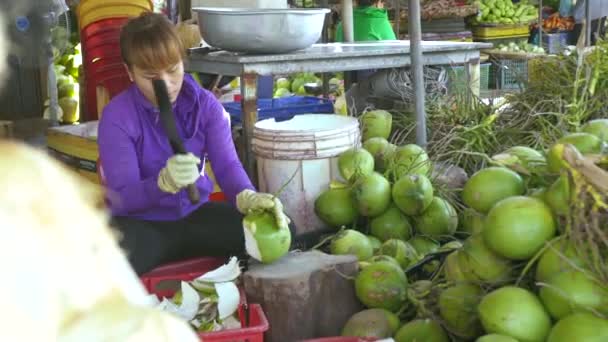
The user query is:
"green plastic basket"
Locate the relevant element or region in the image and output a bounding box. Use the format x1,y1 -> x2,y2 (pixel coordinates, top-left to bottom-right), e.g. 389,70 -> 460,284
447,63 -> 491,94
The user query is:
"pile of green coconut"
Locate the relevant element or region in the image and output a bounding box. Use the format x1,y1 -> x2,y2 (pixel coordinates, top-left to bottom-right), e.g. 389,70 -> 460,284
312,110 -> 608,342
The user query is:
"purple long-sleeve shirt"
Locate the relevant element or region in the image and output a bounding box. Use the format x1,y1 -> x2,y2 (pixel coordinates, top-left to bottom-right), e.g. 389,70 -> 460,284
98,74 -> 254,221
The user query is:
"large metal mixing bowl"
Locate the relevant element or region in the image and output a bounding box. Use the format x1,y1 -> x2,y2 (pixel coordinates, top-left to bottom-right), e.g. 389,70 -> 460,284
192,7 -> 330,54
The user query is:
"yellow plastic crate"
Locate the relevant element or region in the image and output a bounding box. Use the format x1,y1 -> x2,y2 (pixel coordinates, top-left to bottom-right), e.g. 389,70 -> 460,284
46,122 -> 221,192
472,24 -> 530,39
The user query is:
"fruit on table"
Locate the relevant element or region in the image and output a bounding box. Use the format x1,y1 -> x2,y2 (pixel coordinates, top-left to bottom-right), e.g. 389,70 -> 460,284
472,0 -> 538,25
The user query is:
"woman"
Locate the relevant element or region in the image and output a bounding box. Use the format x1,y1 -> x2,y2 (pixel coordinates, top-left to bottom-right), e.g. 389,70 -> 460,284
335,0 -> 396,42
98,13 -> 291,275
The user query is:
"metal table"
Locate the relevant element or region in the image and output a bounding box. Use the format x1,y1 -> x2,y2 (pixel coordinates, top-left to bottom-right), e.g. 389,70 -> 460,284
186,41 -> 491,181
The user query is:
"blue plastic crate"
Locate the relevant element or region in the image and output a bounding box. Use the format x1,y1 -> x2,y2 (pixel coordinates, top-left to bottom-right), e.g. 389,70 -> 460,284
223,96 -> 335,125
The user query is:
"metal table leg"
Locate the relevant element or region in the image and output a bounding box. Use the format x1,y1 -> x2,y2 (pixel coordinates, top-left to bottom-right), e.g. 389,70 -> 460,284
240,73 -> 260,186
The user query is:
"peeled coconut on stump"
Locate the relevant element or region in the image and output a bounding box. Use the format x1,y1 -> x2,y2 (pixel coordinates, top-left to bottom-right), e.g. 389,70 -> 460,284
243,210 -> 291,264
462,167 -> 526,214
354,260 -> 408,312
330,229 -> 374,261
370,204 -> 413,242
360,109 -> 392,141
341,308 -> 400,338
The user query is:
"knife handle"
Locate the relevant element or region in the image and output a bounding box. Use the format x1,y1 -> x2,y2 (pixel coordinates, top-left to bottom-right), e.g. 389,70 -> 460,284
186,183 -> 200,204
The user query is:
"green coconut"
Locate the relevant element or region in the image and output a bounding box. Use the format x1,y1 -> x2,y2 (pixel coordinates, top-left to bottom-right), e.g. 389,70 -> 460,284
547,313 -> 608,342
438,283 -> 484,339
367,235 -> 382,254
460,234 -> 512,285
352,172 -> 392,217
462,167 -> 526,214
243,210 -> 292,264
478,286 -> 552,342
444,250 -> 468,283
315,187 -> 358,228
341,308 -> 400,338
330,229 -> 374,261
491,146 -> 547,176
535,238 -> 585,283
370,204 -> 413,242
363,137 -> 393,172
367,255 -> 402,270
414,197 -> 458,238
361,109 -> 393,140
539,270 -> 608,320
378,239 -> 420,270
354,261 -> 408,312
407,236 -> 440,256
476,334 -> 519,342
459,208 -> 485,235
338,148 -> 375,182
390,144 -> 432,179
392,174 -> 434,216
394,319 -> 449,342
581,119 -> 608,142
547,133 -> 603,173
543,173 -> 570,217
483,196 -> 556,260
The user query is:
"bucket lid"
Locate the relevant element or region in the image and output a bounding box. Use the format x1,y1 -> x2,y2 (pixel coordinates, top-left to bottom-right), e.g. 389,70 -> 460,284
254,114 -> 358,135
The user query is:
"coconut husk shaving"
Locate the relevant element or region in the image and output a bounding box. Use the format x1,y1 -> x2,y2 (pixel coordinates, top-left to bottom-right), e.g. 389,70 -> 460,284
561,144 -> 608,286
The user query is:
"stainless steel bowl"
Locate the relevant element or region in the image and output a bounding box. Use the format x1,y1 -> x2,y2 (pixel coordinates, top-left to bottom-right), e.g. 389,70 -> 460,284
192,7 -> 330,54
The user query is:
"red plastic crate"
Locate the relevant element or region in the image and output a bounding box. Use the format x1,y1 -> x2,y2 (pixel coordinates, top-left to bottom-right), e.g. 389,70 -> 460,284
141,257 -> 269,342
81,17 -> 129,40
300,338 -> 378,342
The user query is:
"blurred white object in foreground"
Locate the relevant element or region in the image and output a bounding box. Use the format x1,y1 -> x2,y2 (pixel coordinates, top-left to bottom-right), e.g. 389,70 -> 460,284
0,141 -> 199,341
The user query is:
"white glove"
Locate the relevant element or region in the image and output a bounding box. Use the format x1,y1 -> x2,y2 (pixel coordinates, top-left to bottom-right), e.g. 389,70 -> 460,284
236,189 -> 291,230
157,153 -> 201,194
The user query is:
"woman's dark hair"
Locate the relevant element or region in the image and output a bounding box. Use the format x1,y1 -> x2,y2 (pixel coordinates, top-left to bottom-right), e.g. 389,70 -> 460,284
357,0 -> 382,7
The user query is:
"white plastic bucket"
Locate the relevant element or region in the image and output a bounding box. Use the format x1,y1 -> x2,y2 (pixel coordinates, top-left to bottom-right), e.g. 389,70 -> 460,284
252,114 -> 360,235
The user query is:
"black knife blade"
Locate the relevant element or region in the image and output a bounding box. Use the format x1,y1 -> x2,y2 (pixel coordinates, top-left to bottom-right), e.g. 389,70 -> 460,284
152,79 -> 200,204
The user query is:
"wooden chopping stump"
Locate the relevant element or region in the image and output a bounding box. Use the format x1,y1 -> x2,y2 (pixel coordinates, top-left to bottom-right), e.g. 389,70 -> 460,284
243,250 -> 362,342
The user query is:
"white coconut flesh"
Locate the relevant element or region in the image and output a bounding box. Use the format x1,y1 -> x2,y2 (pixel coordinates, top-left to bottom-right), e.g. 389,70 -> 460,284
194,256 -> 241,284
157,281 -> 200,321
215,282 -> 241,320
243,221 -> 263,262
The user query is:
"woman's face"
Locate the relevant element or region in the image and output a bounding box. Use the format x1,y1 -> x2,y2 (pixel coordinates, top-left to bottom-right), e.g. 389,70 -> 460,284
126,61 -> 185,106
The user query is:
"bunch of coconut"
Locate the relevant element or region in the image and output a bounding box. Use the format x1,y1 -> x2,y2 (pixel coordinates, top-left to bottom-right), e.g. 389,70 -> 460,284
312,110 -> 462,339
431,125 -> 608,342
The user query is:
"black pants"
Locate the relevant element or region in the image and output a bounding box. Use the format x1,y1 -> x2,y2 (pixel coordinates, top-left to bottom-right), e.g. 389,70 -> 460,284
111,202 -> 294,275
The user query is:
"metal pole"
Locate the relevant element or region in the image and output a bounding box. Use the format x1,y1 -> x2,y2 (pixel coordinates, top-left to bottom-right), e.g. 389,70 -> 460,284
538,0 -> 542,47
408,0 -> 427,147
394,0 -> 401,39
343,0 -> 354,42
585,0 -> 591,46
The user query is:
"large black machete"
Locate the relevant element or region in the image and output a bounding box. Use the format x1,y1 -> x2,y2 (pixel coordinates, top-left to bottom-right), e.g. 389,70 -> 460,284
152,79 -> 200,204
